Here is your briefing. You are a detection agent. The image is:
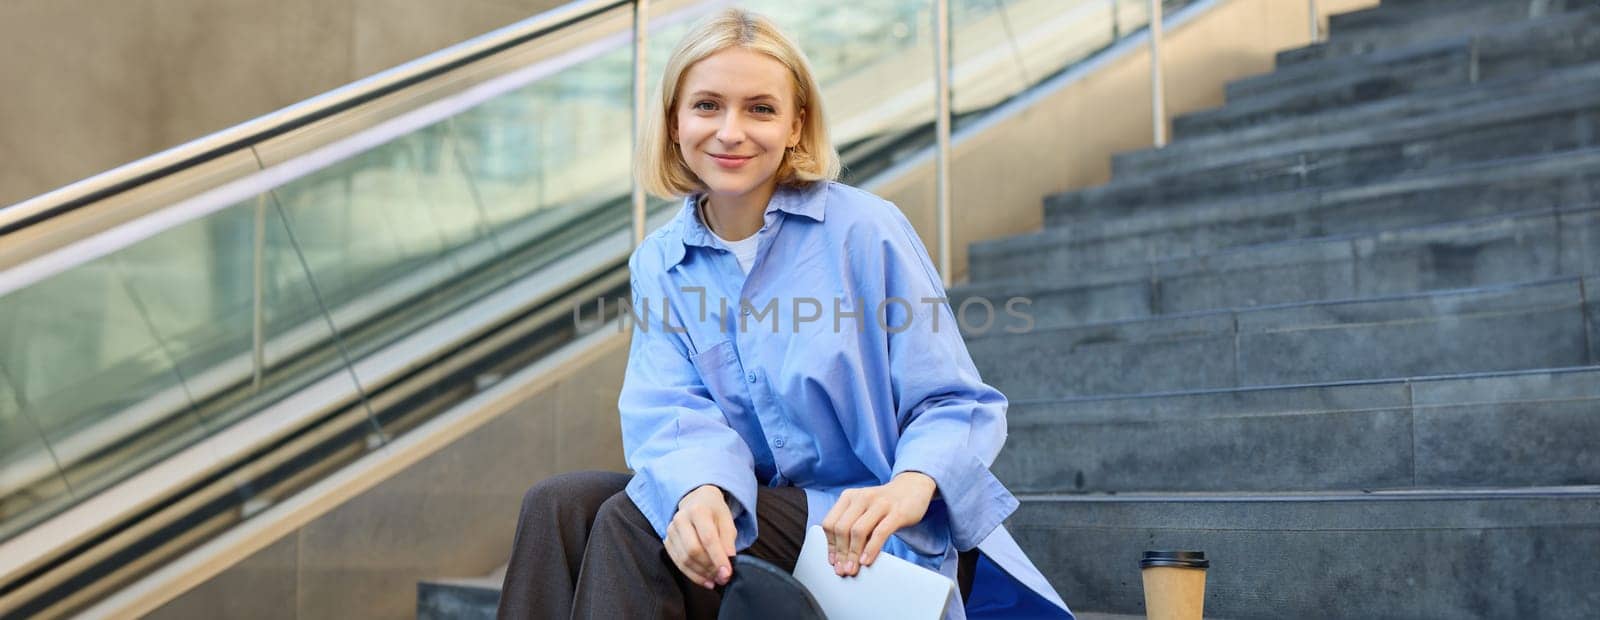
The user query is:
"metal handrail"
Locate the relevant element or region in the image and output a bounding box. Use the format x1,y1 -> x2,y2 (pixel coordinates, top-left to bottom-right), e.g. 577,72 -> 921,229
0,0 -> 630,237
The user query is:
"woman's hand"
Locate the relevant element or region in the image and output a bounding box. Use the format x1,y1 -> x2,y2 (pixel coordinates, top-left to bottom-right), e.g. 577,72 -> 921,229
821,471 -> 938,576
666,484 -> 737,590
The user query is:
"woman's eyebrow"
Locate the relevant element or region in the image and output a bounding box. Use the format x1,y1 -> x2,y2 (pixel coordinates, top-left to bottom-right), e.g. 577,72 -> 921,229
688,90 -> 780,102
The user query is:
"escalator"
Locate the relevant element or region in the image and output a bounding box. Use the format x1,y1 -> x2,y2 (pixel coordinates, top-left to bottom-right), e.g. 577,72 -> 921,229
0,1 -> 1178,617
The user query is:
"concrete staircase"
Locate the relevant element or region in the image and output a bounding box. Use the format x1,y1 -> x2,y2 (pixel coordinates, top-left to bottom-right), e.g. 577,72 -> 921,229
960,0 -> 1600,616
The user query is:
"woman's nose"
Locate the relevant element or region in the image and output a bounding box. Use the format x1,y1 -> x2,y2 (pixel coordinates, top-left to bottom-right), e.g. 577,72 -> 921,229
715,112 -> 745,144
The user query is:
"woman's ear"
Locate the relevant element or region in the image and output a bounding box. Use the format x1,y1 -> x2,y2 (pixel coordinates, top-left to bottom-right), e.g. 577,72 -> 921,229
788,109 -> 805,148
667,104 -> 679,143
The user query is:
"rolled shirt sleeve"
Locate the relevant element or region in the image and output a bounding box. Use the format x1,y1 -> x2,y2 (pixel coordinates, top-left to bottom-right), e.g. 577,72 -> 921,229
619,265 -> 762,551
878,210 -> 1019,551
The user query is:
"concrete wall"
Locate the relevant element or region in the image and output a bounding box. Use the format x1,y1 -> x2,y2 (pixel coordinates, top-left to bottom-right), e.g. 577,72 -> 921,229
0,0 -> 568,207
145,333 -> 629,620
869,0 -> 1380,284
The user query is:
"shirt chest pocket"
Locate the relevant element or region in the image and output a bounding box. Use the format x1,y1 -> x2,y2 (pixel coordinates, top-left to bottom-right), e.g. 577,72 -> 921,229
689,340 -> 758,421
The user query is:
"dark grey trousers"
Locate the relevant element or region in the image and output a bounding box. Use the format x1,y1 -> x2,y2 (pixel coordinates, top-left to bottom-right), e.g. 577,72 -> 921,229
495,471 -> 809,620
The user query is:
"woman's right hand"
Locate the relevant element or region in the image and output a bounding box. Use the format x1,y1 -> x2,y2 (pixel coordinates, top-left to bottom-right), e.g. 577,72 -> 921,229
666,484 -> 737,590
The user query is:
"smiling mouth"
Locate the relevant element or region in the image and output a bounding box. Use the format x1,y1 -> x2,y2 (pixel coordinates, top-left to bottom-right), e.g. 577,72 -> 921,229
709,153 -> 755,169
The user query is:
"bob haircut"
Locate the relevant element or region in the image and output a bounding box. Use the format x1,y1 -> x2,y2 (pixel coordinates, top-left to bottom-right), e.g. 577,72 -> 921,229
637,8 -> 841,199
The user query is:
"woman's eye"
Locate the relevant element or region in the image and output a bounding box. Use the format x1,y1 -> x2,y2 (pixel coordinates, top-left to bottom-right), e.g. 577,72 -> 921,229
753,105 -> 776,114
694,101 -> 717,111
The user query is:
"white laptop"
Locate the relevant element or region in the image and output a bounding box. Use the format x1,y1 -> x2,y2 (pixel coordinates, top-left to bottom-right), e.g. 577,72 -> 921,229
791,525 -> 955,619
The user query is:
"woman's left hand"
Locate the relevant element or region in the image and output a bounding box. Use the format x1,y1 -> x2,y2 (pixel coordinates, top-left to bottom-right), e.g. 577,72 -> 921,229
820,471 -> 938,576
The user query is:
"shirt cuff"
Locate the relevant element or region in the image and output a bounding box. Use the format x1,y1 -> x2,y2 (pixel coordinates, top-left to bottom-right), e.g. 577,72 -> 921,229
893,448 -> 1018,550
626,449 -> 760,551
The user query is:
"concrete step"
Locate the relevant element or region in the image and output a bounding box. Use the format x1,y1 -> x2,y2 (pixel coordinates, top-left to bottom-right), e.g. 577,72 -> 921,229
1050,138 -> 1600,226
959,206 -> 1599,331
1066,84 -> 1600,216
993,366 -> 1600,494
991,152 -> 1600,283
1202,42 -> 1475,136
417,567 -> 502,620
1274,0 -> 1594,68
1042,145 -> 1600,251
412,569 -> 1162,619
1328,0 -> 1561,37
995,186 -> 1589,288
1008,488 -> 1600,618
1112,61 -> 1600,180
966,277 -> 1598,400
1175,8 -> 1600,139
416,572 -> 1145,620
1236,5 -> 1600,104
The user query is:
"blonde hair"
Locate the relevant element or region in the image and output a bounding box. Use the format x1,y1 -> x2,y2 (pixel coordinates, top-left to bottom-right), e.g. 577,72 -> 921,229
636,8 -> 840,199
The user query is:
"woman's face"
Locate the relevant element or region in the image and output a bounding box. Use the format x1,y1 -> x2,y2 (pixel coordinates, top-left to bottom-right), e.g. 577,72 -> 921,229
673,47 -> 804,204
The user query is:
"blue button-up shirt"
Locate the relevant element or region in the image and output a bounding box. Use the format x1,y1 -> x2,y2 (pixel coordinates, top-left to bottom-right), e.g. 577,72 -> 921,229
619,181 -> 1071,618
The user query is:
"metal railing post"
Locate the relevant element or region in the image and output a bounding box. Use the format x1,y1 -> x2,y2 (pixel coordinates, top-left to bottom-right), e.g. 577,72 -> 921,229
1308,0 -> 1321,41
1149,0 -> 1167,148
252,194 -> 266,391
1111,0 -> 1122,40
631,0 -> 650,247
934,0 -> 953,288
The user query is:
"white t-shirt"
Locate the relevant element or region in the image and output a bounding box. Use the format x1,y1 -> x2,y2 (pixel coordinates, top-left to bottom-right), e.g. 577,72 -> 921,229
699,197 -> 760,274
709,227 -> 760,275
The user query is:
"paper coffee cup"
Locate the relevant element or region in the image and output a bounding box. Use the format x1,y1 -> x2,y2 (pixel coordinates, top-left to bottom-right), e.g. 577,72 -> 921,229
1140,550 -> 1208,620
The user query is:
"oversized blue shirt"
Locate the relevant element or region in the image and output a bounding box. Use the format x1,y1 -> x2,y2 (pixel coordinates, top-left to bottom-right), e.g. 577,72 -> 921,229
619,180 -> 1072,618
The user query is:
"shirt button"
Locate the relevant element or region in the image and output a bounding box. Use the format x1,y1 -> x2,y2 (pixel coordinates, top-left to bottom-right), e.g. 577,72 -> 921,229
746,372 -> 757,383
773,437 -> 786,448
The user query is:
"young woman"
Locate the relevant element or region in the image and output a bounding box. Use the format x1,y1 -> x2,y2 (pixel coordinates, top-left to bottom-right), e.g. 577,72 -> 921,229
497,8 -> 1073,619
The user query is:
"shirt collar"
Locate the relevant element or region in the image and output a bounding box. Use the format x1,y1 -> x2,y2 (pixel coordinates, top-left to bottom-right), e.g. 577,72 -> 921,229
663,181 -> 828,269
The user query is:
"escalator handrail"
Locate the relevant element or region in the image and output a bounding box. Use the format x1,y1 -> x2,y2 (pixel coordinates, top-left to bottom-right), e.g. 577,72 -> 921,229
0,0 -> 631,237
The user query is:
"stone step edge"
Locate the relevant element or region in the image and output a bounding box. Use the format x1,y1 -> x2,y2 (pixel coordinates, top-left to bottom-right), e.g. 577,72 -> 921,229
1233,33 -> 1473,101
1253,3 -> 1597,90
1208,42 -> 1469,122
963,273 -> 1591,341
1323,0 -> 1577,38
1065,102 -> 1600,215
1124,61 -> 1600,174
1103,83 -> 1600,191
962,203 -> 1594,297
1004,363 -> 1600,408
418,564 -> 505,591
1171,53 -> 1600,145
419,575 -> 502,590
1180,7 -> 1600,137
1043,144 -> 1600,224
979,192 -> 1596,268
1271,0 -> 1590,70
1015,485 -> 1600,504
